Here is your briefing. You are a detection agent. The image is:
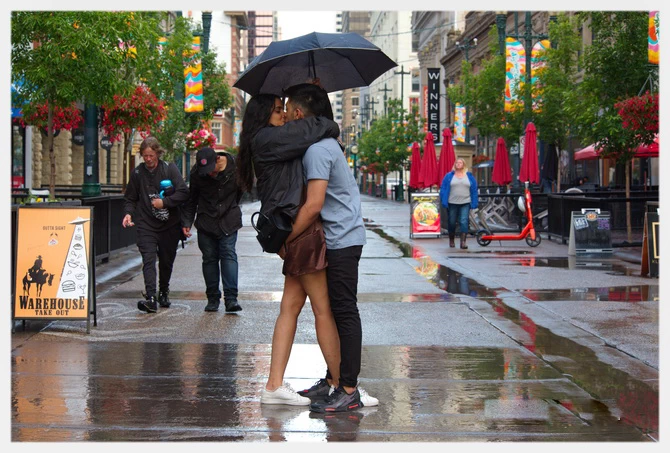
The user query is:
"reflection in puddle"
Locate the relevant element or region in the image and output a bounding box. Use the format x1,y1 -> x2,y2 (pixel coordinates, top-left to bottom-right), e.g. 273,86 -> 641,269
520,286 -> 658,302
502,257 -> 640,276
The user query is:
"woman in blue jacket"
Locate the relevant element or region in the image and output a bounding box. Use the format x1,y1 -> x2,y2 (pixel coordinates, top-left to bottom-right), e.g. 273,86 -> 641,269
439,158 -> 478,249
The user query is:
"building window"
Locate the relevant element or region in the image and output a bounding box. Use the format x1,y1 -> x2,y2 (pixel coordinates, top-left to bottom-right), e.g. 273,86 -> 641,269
211,121 -> 222,145
352,96 -> 359,107
411,69 -> 420,92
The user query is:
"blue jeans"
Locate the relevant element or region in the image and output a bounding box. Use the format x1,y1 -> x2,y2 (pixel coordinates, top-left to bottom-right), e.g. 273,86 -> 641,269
197,230 -> 238,303
448,203 -> 470,234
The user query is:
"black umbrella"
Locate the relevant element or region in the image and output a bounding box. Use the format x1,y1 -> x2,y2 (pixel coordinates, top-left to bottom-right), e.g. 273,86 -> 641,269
540,144 -> 558,182
234,32 -> 398,96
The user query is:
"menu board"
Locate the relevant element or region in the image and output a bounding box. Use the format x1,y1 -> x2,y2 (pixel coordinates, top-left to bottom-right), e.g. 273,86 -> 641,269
409,192 -> 441,238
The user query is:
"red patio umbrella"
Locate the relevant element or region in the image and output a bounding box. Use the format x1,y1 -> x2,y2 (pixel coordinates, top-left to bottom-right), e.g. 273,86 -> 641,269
419,132 -> 439,189
519,122 -> 540,184
409,141 -> 423,189
574,133 -> 659,160
438,128 -> 456,183
491,137 -> 512,186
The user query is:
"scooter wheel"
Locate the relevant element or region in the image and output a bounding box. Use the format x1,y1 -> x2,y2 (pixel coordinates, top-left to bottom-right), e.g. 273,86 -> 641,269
525,234 -> 542,247
476,229 -> 492,246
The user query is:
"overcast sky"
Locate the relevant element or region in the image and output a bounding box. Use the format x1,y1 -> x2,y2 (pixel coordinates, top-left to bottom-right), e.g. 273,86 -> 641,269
276,11 -> 338,40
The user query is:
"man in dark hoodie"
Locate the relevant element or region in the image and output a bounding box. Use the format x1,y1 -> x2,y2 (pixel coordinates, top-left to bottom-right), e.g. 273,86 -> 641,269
122,137 -> 189,313
182,147 -> 243,313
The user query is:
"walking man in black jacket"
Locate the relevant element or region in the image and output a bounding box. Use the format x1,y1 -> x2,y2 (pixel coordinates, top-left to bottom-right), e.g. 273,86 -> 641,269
123,137 -> 189,313
182,147 -> 243,313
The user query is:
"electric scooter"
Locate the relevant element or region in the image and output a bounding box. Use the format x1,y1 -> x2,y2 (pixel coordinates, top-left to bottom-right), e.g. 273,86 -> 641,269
475,181 -> 542,247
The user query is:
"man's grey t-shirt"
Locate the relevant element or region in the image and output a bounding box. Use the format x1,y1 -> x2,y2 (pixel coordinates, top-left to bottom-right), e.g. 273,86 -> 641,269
302,137 -> 366,250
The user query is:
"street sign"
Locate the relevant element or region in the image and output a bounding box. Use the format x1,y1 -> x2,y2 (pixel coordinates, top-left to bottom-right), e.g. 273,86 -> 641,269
72,128 -> 85,146
100,136 -> 113,151
409,192 -> 441,239
568,209 -> 613,256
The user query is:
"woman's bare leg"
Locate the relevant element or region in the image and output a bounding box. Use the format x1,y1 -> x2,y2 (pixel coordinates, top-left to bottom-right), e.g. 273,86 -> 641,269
299,269 -> 341,387
265,275 -> 306,391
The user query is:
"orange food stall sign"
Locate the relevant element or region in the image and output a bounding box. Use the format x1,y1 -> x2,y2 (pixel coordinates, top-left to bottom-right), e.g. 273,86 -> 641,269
13,207 -> 94,328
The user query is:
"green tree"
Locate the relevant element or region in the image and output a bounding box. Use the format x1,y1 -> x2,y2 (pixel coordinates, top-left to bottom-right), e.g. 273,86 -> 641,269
568,11 -> 656,240
533,13 -> 583,191
12,11 -> 163,199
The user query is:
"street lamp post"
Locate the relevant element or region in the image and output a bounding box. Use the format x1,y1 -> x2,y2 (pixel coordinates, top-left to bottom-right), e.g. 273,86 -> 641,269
351,144 -> 359,182
394,65 -> 411,111
455,37 -> 477,145
380,83 -> 392,116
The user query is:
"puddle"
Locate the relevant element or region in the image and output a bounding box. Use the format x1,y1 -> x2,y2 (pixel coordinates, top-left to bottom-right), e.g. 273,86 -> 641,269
502,257 -> 640,276
520,286 -> 659,302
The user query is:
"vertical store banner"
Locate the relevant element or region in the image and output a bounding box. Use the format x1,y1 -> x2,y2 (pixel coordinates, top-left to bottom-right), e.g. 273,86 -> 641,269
505,37 -> 525,112
531,40 -> 551,112
184,36 -> 204,113
422,85 -> 428,132
14,207 -> 94,320
426,68 -> 441,140
454,104 -> 466,142
649,11 -> 659,65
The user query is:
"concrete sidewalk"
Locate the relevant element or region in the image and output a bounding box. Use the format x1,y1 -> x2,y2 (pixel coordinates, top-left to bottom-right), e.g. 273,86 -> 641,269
10,193 -> 659,442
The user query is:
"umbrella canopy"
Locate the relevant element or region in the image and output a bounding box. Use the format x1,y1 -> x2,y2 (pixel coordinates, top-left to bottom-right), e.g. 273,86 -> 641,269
233,32 -> 398,96
438,128 -> 456,183
419,132 -> 440,188
492,137 -> 512,186
409,142 -> 423,189
540,144 -> 558,182
519,122 -> 540,184
574,134 -> 659,160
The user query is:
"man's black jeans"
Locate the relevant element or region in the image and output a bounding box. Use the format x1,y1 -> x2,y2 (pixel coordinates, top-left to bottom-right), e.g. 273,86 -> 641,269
136,225 -> 181,296
324,245 -> 363,389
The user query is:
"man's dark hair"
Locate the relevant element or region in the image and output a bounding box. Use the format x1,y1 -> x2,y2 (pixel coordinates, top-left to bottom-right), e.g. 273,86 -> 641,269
284,83 -> 334,120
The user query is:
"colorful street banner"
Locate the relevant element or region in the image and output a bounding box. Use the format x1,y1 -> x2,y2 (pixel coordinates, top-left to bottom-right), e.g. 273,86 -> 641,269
13,207 -> 94,322
531,39 -> 551,112
184,36 -> 204,113
649,11 -> 659,65
454,104 -> 466,142
505,37 -> 525,112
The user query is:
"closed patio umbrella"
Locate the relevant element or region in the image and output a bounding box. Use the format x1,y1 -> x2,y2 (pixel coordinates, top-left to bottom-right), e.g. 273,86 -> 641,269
492,137 -> 512,186
409,141 -> 423,189
419,132 -> 439,189
438,128 -> 456,184
519,122 -> 540,184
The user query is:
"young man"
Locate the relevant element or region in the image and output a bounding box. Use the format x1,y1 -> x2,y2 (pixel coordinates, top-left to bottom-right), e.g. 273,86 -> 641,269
182,147 -> 243,313
281,83 -> 376,412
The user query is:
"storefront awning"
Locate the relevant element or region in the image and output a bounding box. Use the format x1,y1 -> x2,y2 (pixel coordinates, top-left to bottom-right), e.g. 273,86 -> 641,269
575,134 -> 659,160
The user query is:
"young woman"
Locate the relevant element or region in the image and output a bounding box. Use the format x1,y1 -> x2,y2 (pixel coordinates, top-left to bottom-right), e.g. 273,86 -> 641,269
439,158 -> 479,249
237,94 -> 342,405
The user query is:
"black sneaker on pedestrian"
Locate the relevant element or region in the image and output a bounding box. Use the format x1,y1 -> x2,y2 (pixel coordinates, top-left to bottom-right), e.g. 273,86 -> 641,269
309,386 -> 362,413
204,300 -> 220,312
158,289 -> 171,308
298,378 -> 332,399
225,300 -> 242,312
138,294 -> 157,313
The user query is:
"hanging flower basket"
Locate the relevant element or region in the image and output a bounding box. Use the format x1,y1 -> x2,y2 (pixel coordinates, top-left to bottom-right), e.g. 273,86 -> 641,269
185,127 -> 216,151
473,154 -> 490,165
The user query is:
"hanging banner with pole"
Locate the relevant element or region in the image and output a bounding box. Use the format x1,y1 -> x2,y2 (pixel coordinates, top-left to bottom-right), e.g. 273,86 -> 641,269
12,206 -> 96,333
426,68 -> 441,140
649,11 -> 659,65
184,36 -> 204,113
505,37 -> 525,112
454,104 -> 466,142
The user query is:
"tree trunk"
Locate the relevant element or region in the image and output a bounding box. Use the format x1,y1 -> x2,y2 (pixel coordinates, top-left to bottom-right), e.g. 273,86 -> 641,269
48,104 -> 55,200
626,160 -> 632,243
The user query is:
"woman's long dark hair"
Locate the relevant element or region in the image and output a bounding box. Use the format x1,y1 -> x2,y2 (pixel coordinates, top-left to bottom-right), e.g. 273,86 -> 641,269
236,94 -> 280,193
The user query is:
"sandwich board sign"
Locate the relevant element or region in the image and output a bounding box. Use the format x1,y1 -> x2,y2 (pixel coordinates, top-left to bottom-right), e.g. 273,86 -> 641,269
409,192 -> 441,238
568,209 -> 613,256
12,206 -> 96,333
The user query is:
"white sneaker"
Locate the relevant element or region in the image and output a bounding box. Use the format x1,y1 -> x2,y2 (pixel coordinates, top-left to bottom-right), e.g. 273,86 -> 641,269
261,382 -> 311,406
359,387 -> 379,407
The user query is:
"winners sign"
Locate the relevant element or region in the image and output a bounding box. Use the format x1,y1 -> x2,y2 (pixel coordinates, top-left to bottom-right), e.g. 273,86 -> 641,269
426,68 -> 441,140
13,206 -> 95,332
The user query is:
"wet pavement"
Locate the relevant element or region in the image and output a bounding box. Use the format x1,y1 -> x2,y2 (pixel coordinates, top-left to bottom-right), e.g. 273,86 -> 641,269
10,194 -> 660,443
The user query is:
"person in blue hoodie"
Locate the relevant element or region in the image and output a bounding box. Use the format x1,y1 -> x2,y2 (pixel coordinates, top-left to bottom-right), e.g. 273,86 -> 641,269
439,158 -> 478,249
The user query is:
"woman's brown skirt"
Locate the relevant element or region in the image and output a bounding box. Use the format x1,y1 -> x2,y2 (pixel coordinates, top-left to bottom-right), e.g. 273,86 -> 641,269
282,217 -> 327,277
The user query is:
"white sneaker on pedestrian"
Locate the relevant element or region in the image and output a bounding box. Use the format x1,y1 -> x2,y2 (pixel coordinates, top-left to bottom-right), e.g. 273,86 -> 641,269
261,382 -> 311,406
359,387 -> 379,407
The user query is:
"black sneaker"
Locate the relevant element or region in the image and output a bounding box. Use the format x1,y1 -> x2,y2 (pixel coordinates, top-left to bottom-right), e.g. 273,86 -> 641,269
138,294 -> 157,313
225,300 -> 242,312
309,386 -> 362,413
298,379 -> 332,399
204,300 -> 220,312
158,290 -> 171,308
